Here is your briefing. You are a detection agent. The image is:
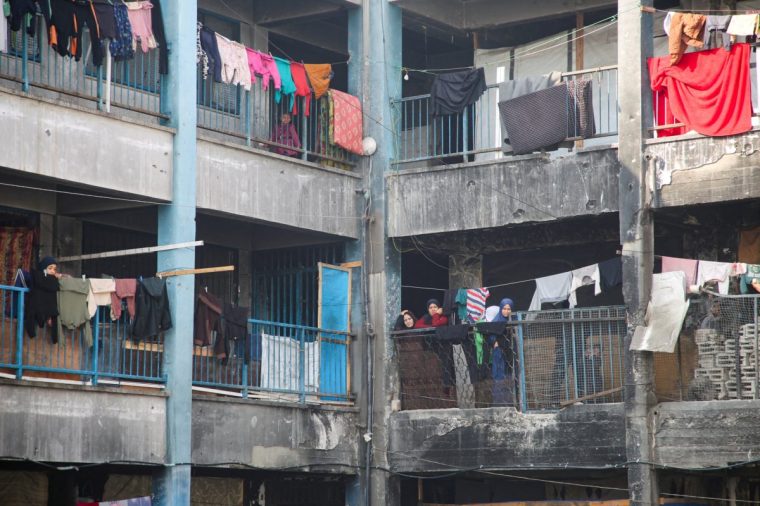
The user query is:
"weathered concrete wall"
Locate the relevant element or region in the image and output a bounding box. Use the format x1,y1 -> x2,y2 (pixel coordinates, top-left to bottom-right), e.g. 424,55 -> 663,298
0,382 -> 166,463
0,89 -> 173,200
389,404 -> 626,472
654,400 -> 760,468
387,147 -> 619,237
647,130 -> 760,208
196,137 -> 361,239
192,398 -> 360,473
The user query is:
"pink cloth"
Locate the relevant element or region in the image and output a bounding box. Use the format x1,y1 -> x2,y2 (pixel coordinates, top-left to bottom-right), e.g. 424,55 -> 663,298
110,278 -> 137,320
125,1 -> 157,53
661,256 -> 698,286
246,49 -> 280,91
330,89 -> 364,155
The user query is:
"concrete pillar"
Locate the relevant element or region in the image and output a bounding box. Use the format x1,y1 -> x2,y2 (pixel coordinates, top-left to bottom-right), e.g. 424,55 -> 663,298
617,1 -> 657,505
347,0 -> 403,504
152,0 -> 197,504
448,253 -> 483,289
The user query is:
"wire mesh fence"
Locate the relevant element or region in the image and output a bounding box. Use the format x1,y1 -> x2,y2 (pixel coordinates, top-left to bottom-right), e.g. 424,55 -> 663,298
393,306 -> 627,411
654,293 -> 760,402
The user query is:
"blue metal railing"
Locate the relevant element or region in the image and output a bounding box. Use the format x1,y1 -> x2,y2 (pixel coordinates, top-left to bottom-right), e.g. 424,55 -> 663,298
392,305 -> 626,412
391,65 -> 619,165
0,16 -> 165,118
192,319 -> 352,404
0,284 -> 165,384
196,71 -> 357,168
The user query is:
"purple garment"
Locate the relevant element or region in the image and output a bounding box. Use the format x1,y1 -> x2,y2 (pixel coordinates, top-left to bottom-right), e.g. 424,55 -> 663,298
270,123 -> 301,157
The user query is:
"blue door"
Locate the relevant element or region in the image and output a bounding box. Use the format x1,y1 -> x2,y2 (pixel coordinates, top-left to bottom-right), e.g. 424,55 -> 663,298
318,263 -> 350,400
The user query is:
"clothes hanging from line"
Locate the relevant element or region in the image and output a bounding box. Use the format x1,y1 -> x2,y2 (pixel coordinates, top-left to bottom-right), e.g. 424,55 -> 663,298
5,0 -> 36,35
430,67 -> 487,116
726,14 -> 758,36
25,268 -> 60,344
703,15 -> 731,49
664,12 -> 706,65
290,61 -> 312,116
246,48 -> 280,90
328,89 -> 364,155
87,278 -> 116,318
193,291 -> 222,347
649,43 -> 752,138
568,264 -> 601,308
499,84 -> 569,155
196,21 -> 209,79
566,78 -> 596,139
214,304 -> 249,363
132,277 -> 171,340
661,256 -> 698,287
149,0 -> 167,74
598,257 -> 623,291
465,288 -> 490,323
304,63 -> 331,99
740,264 -> 760,294
57,277 -> 93,347
696,260 -> 733,294
49,0 -> 105,66
441,289 -> 459,319
529,271 -> 573,311
273,55 -> 297,109
125,0 -> 156,53
199,25 -> 222,82
215,33 -> 251,90
630,271 -> 689,353
109,0 -> 135,62
92,1 -> 117,41
110,278 -> 136,320
0,7 -> 8,52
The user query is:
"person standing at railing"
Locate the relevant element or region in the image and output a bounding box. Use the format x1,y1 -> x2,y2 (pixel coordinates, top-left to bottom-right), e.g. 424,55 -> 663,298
490,298 -> 517,407
270,113 -> 301,158
393,309 -> 417,331
24,256 -> 61,344
414,299 -> 448,328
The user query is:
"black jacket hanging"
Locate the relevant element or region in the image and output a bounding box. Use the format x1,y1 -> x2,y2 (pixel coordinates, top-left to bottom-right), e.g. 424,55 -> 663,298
430,67 -> 487,116
132,277 -> 172,340
24,269 -> 60,343
214,304 -> 249,363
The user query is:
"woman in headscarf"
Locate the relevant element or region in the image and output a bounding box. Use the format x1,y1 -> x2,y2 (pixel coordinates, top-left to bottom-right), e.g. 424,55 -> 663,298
393,309 -> 417,331
415,298 -> 449,328
490,297 -> 517,406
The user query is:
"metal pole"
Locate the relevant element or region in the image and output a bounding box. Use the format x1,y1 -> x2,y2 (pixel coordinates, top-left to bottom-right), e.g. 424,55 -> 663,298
92,307 -> 100,385
301,97 -> 308,161
105,45 -> 112,113
516,313 -> 528,412
15,290 -> 25,380
21,29 -> 29,92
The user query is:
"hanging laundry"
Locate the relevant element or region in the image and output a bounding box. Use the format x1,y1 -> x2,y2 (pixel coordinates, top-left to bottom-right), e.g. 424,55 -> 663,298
132,277 -> 172,340
304,63 -> 332,99
57,277 -> 93,347
740,264 -> 760,294
214,304 -> 249,363
87,278 -> 116,318
651,87 -> 686,137
649,44 -> 752,137
499,84 -> 569,155
630,271 -> 689,353
0,8 -> 7,53
92,0 -> 117,41
440,289 -> 459,319
661,257 -> 698,287
49,0 -> 105,66
568,264 -> 601,308
664,12 -> 706,65
194,291 -> 222,346
199,25 -> 222,82
214,33 -> 251,90
566,79 -> 596,139
726,14 -> 758,36
498,71 -> 563,153
598,257 -> 623,291
149,0 -> 167,74
246,49 -> 280,90
464,288 -> 490,323
529,271 -> 573,311
109,1 -> 135,62
273,55 -> 297,109
696,260 -> 732,294
24,258 -> 60,343
290,61 -> 312,116
0,227 -> 34,286
703,15 -> 731,49
196,22 -> 209,79
328,89 -> 364,155
110,278 -> 136,320
430,67 -> 487,116
6,0 -> 36,34
125,0 -> 157,52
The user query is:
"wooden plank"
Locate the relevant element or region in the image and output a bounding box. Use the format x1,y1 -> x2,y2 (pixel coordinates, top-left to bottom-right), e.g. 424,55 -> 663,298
58,240 -> 204,262
339,261 -> 362,269
560,386 -> 623,407
157,265 -> 235,278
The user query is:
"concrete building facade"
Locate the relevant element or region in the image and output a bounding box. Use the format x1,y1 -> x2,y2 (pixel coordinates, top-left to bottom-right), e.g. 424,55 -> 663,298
1,0 -> 759,505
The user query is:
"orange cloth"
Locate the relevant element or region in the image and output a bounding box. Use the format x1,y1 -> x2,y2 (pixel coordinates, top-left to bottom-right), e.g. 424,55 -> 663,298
668,12 -> 706,65
304,63 -> 332,99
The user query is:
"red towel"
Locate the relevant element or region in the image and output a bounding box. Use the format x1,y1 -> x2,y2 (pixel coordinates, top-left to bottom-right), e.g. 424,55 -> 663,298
290,61 -> 312,116
648,43 -> 752,137
330,90 -> 364,155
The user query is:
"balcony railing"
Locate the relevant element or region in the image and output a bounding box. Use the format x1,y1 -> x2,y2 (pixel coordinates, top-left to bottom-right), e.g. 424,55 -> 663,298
391,65 -> 619,165
392,306 -> 627,412
196,73 -> 357,168
0,19 -> 165,119
0,285 -> 165,384
192,319 -> 352,404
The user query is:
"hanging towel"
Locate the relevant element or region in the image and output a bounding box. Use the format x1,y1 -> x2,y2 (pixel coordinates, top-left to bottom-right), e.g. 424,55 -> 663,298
665,12 -> 706,65
246,49 -> 280,90
499,84 -> 569,155
598,257 -> 623,291
215,33 -> 252,90
199,25 -> 222,82
125,0 -> 157,53
569,264 -> 601,308
498,71 -> 563,153
110,278 -> 137,321
57,277 -> 93,347
661,257 -> 698,286
430,67 -> 487,116
329,89 -> 364,155
290,61 -> 312,116
630,271 -> 689,353
465,288 -> 490,323
109,1 -> 135,62
529,271 -> 573,311
648,43 -> 752,137
87,278 -> 116,319
740,264 -> 760,294
727,14 -> 758,36
703,15 -> 732,49
696,260 -> 732,294
92,1 -> 117,40
273,56 -> 297,109
304,63 -> 332,99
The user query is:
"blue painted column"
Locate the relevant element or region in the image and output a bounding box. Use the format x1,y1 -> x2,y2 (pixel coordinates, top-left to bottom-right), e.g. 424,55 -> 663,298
346,1 -> 402,505
153,0 -> 197,504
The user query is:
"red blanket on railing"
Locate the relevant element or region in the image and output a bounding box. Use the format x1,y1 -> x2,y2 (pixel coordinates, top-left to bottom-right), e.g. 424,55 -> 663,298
329,90 -> 364,155
648,43 -> 752,137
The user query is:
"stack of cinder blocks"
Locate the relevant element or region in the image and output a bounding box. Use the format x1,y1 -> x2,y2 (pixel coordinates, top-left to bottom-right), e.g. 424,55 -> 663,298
695,325 -> 758,400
